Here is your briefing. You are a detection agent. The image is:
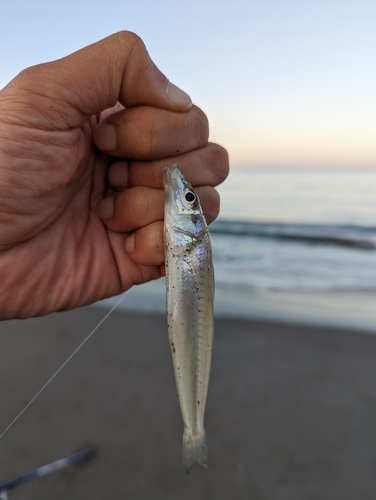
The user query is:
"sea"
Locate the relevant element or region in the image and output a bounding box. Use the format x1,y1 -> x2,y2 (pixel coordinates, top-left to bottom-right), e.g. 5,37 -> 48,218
213,169 -> 376,295
96,169 -> 376,332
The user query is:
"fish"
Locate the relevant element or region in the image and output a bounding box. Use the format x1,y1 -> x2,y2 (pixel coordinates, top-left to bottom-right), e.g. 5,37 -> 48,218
163,163 -> 215,473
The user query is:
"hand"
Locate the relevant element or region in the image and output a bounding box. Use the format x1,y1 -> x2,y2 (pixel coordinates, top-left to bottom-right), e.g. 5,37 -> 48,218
0,32 -> 229,320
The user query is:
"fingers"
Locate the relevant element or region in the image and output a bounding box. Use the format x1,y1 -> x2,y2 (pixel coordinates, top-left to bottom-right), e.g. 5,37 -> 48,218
125,221 -> 165,266
101,186 -> 164,233
100,184 -> 219,268
124,185 -> 220,268
99,141 -> 227,267
108,143 -> 229,189
94,105 -> 208,160
100,185 -> 220,233
13,31 -> 191,128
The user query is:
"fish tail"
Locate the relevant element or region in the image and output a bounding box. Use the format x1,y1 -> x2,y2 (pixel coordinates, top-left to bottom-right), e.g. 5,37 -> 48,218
182,429 -> 208,473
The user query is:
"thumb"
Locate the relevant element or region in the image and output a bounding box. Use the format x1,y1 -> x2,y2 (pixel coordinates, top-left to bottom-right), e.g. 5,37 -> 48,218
10,31 -> 191,128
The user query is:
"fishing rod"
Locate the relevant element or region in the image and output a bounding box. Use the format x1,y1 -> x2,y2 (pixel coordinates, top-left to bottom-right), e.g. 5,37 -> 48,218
0,448 -> 97,499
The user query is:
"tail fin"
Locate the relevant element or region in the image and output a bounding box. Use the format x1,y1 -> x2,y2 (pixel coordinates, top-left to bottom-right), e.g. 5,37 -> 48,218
182,429 -> 208,473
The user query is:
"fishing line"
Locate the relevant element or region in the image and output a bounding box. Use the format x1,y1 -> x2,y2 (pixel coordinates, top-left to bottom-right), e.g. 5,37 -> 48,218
0,293 -> 128,440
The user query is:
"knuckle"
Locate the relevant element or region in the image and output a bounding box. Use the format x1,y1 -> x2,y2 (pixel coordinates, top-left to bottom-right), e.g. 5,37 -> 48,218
128,160 -> 160,188
124,186 -> 160,224
6,65 -> 43,98
126,186 -> 149,222
209,144 -> 230,184
131,136 -> 154,162
117,31 -> 151,73
134,222 -> 164,265
192,106 -> 209,145
15,65 -> 38,84
150,221 -> 164,254
140,161 -> 163,188
109,32 -> 149,76
210,188 -> 221,218
113,30 -> 145,51
122,108 -> 155,160
197,186 -> 220,224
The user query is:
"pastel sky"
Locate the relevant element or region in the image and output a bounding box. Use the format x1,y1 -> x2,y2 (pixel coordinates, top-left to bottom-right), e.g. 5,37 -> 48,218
0,0 -> 375,168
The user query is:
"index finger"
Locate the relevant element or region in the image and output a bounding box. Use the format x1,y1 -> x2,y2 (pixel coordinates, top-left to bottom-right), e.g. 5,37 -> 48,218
108,143 -> 230,189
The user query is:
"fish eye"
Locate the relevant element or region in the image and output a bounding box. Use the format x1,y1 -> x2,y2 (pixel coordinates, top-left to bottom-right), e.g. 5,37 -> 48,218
185,191 -> 196,203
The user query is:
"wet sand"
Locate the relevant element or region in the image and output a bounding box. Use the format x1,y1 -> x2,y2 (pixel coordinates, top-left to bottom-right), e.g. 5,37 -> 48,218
1,307 -> 376,499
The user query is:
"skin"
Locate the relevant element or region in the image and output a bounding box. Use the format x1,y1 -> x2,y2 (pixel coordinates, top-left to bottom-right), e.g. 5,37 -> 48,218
0,31 -> 229,320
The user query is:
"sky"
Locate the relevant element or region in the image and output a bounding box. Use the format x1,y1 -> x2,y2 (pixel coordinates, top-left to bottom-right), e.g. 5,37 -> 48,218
0,0 -> 375,168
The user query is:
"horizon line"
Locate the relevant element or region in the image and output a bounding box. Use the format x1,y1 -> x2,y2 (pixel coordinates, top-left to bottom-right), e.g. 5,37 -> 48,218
230,164 -> 376,170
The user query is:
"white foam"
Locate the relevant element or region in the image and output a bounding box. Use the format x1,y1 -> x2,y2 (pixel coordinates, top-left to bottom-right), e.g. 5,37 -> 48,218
92,279 -> 376,334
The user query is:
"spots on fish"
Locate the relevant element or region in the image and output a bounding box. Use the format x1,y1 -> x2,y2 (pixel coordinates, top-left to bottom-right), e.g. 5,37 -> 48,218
164,163 -> 214,468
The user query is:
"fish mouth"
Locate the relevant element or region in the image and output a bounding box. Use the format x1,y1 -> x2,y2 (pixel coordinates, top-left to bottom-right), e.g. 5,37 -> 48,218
163,162 -> 180,189
163,163 -> 187,199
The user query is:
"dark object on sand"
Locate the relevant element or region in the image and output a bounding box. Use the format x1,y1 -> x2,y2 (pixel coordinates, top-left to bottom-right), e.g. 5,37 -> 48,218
0,448 -> 97,499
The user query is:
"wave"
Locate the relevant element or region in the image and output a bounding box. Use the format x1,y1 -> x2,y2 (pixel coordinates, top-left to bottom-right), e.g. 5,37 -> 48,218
215,280 -> 376,294
210,219 -> 376,250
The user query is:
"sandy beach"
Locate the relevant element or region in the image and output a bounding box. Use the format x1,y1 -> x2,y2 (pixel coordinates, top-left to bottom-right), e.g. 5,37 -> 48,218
1,306 -> 376,499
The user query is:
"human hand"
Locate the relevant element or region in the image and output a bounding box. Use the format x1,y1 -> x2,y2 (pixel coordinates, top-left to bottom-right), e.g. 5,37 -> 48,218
0,32 -> 228,320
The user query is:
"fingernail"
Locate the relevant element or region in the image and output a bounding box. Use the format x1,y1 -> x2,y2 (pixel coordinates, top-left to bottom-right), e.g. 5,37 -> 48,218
166,82 -> 192,108
125,233 -> 135,254
98,197 -> 114,220
94,124 -> 117,151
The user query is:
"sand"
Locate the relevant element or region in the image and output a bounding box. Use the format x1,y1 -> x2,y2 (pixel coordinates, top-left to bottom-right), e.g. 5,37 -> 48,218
1,307 -> 376,499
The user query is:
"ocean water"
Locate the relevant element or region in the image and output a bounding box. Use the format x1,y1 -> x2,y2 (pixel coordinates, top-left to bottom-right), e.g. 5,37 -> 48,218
96,169 -> 376,331
213,169 -> 376,295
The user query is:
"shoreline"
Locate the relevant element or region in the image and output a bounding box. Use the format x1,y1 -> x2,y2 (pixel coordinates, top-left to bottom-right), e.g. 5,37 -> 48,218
93,279 -> 376,334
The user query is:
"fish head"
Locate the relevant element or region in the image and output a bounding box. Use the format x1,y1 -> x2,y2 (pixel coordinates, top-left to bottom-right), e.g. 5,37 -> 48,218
163,163 -> 207,237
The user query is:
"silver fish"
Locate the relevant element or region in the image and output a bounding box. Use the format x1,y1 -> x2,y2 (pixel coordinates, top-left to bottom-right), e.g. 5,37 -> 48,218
163,163 -> 215,473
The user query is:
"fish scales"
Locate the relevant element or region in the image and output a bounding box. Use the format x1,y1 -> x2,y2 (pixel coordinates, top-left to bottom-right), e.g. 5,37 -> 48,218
163,163 -> 214,473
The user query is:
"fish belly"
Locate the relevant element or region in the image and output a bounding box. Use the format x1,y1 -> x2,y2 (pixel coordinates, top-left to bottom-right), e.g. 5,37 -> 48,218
165,230 -> 214,472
